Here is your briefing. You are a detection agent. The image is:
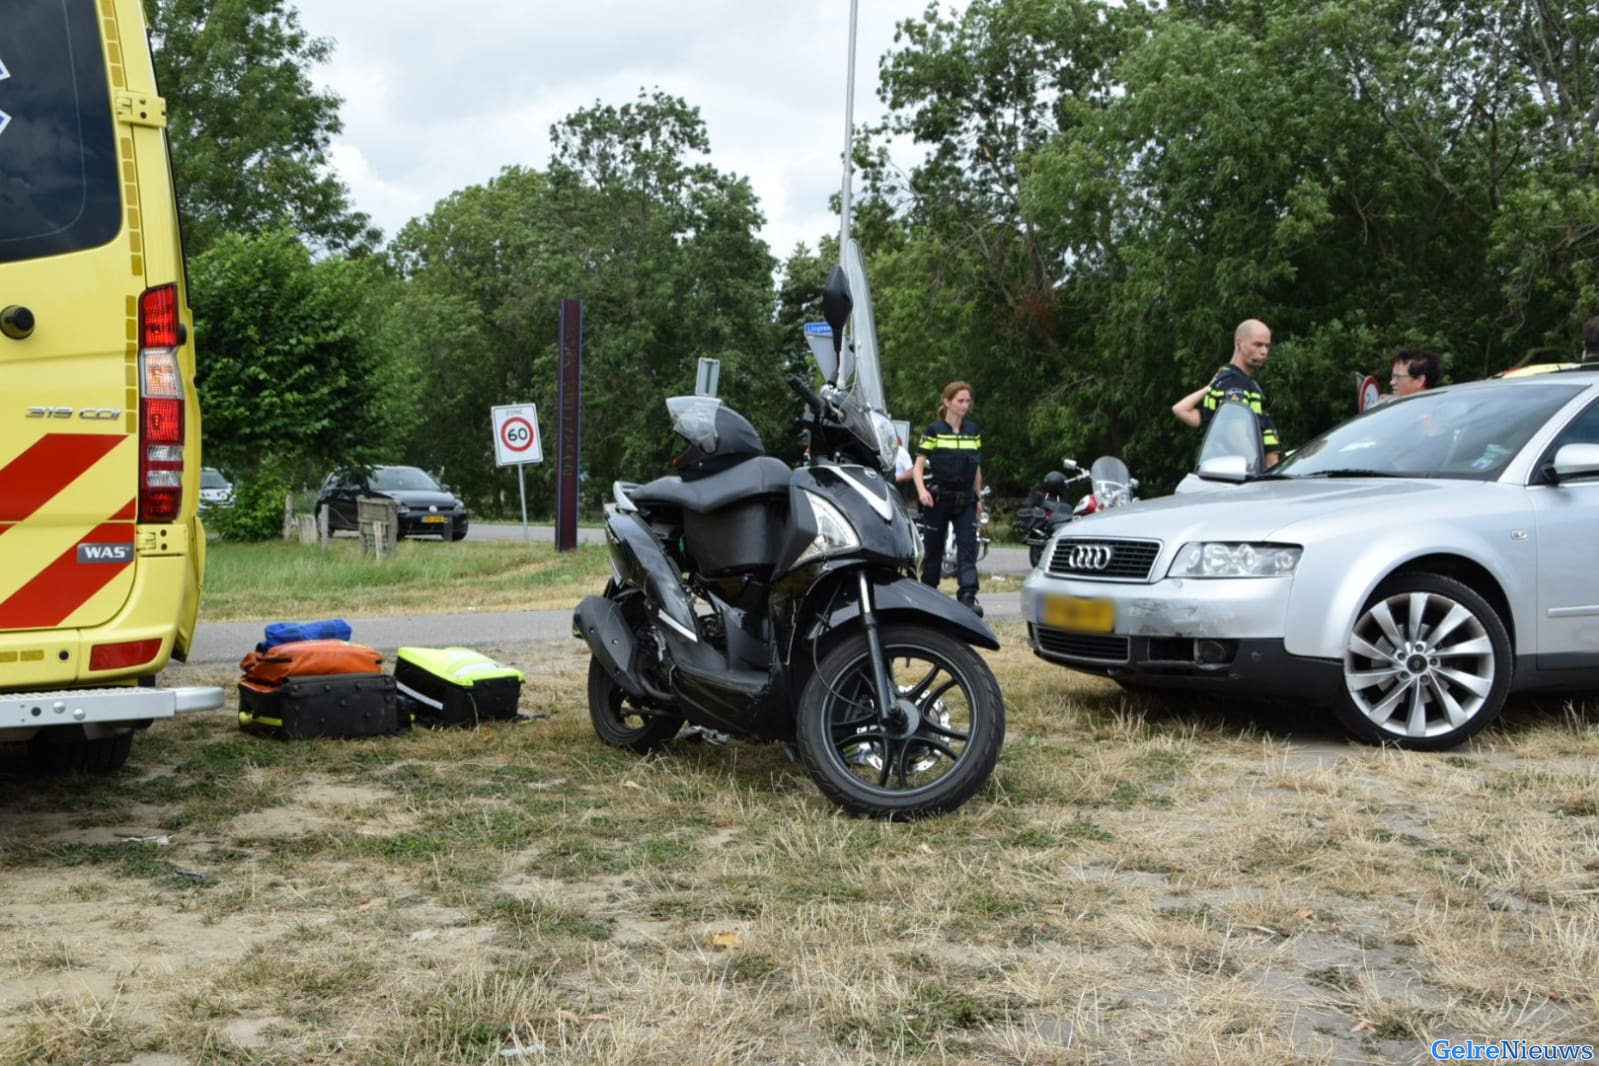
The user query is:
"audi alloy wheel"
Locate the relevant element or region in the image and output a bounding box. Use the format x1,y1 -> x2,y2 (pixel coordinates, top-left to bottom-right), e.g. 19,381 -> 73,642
1331,572 -> 1510,750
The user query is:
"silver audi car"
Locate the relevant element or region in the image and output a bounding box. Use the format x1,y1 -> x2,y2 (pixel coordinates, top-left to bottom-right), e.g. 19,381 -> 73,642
1021,370 -> 1599,749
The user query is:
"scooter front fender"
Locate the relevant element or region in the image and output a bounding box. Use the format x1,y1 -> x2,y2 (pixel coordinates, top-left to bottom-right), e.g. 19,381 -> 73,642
795,572 -> 1000,654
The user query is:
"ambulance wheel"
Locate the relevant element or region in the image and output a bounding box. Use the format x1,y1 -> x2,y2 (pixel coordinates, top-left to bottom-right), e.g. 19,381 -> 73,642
27,726 -> 134,774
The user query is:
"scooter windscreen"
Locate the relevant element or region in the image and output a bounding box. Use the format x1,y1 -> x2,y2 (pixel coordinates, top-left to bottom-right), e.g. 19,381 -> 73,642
838,239 -> 900,473
839,239 -> 887,415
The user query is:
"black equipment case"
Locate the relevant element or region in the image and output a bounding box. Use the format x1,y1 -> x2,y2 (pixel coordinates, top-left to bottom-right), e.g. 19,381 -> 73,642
238,674 -> 402,739
394,646 -> 524,727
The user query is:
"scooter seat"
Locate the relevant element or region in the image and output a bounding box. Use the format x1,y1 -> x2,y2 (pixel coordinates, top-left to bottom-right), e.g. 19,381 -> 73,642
633,456 -> 792,515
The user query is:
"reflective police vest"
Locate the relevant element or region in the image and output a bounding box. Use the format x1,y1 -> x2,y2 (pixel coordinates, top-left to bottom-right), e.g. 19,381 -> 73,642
918,418 -> 982,494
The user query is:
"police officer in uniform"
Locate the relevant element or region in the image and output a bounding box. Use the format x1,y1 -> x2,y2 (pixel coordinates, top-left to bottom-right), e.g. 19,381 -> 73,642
913,380 -> 984,616
1172,318 -> 1282,467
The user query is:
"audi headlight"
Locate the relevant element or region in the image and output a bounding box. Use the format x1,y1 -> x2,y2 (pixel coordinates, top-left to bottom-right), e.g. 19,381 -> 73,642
1168,542 -> 1301,578
796,490 -> 861,564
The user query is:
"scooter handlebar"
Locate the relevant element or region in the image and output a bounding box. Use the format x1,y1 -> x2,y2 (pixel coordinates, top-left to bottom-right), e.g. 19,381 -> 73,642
787,373 -> 832,422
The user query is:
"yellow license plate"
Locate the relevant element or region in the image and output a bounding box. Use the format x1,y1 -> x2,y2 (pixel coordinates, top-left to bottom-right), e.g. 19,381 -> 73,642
422,515 -> 447,524
1042,594 -> 1115,633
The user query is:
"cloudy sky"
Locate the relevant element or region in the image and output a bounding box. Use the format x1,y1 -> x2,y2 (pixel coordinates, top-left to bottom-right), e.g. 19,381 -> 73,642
288,0 -> 954,257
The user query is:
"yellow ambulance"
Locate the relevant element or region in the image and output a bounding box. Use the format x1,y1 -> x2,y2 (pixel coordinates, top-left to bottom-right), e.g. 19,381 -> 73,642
1,0 -> 222,771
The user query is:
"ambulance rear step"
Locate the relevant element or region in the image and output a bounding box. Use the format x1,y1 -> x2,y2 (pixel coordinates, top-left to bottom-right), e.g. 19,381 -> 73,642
2,686 -> 225,728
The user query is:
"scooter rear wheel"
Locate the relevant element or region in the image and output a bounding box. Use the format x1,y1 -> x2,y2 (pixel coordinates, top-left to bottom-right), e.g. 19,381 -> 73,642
796,624 -> 1004,819
587,657 -> 682,754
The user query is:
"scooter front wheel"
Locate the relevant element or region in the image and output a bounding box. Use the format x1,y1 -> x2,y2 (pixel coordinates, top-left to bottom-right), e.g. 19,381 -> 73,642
587,657 -> 683,754
796,624 -> 1004,819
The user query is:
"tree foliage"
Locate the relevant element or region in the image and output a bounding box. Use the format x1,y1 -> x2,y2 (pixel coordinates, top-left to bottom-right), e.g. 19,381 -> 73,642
860,0 -> 1599,493
159,0 -> 1598,514
387,92 -> 779,514
189,226 -> 403,489
145,0 -> 377,255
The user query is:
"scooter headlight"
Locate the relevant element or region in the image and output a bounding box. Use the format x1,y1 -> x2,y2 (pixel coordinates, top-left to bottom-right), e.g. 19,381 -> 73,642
870,410 -> 900,474
797,490 -> 861,564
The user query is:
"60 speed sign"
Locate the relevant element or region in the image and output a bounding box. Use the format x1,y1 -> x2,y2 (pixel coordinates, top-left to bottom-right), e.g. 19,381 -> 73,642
491,403 -> 543,466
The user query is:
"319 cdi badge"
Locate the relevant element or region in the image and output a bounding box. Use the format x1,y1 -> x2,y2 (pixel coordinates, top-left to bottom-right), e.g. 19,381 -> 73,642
1022,371 -> 1599,749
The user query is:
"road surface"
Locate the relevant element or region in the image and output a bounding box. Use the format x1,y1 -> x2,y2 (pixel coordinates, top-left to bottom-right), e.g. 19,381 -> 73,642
189,525 -> 1034,665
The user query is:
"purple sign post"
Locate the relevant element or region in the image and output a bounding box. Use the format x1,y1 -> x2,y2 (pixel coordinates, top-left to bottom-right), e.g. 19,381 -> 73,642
555,299 -> 583,552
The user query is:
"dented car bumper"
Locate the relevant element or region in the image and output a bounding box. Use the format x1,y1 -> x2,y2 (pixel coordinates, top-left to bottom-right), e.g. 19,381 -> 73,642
1019,572 -> 1340,695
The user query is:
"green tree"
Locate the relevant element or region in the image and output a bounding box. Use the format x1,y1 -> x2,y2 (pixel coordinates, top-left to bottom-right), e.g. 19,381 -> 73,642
144,0 -> 377,255
1022,0 -> 1597,484
858,0 -> 1139,491
863,0 -> 1598,494
543,91 -> 782,477
387,92 -> 780,515
190,226 -> 402,496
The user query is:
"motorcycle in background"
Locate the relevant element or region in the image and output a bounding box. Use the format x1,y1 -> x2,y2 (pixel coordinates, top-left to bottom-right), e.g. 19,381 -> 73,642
572,240 -> 1006,819
1082,455 -> 1139,512
1017,455 -> 1140,569
1012,460 -> 1090,568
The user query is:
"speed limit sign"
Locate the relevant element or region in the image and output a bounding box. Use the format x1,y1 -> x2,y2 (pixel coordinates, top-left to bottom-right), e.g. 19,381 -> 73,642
491,403 -> 543,466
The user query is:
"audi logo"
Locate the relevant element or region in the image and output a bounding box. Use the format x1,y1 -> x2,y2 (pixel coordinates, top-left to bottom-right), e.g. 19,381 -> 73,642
1065,544 -> 1114,571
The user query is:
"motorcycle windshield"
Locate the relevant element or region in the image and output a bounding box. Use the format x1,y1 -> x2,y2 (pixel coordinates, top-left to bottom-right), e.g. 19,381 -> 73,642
1090,456 -> 1131,505
841,239 -> 887,415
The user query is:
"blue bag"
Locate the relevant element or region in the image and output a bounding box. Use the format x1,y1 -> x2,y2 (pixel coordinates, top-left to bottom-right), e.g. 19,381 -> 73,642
258,618 -> 353,652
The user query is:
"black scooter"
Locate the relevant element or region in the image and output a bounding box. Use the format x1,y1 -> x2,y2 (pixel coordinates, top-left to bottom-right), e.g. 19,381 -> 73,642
573,241 -> 1005,819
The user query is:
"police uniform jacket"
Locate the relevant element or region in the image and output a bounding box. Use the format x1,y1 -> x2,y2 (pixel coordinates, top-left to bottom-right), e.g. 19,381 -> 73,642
1199,364 -> 1280,453
918,418 -> 982,497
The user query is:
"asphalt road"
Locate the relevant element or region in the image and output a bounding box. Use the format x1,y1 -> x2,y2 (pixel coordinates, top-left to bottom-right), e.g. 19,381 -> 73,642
188,525 -> 1033,666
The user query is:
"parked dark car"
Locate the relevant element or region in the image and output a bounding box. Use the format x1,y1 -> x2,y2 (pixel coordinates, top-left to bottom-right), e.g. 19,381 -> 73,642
317,465 -> 469,541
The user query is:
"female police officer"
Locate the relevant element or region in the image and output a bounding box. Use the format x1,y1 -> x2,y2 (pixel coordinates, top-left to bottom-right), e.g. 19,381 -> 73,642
912,380 -> 984,616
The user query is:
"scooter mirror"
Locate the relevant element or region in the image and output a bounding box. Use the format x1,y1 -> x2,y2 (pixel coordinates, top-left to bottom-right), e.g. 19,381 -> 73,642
821,265 -> 852,357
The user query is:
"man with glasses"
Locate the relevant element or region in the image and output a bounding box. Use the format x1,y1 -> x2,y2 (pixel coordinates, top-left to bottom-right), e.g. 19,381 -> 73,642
1390,346 -> 1442,397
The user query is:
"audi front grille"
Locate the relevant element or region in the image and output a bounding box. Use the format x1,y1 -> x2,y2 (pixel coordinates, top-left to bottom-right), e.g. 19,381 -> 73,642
1045,538 -> 1162,581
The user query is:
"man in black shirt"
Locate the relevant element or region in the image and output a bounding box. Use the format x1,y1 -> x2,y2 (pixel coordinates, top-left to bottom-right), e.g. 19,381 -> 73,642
1172,318 -> 1281,467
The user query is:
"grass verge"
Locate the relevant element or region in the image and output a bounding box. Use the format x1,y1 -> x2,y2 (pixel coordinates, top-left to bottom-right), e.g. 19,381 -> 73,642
2,623 -> 1596,1063
199,539 -> 612,621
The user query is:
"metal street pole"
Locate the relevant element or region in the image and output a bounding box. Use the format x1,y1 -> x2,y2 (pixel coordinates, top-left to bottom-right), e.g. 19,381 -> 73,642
839,0 -> 859,258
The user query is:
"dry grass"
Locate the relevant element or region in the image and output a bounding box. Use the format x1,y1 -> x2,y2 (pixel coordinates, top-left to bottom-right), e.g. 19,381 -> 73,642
2,623 -> 1597,1063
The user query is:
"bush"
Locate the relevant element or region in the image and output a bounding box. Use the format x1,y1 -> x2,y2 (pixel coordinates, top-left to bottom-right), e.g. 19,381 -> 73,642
208,470 -> 293,541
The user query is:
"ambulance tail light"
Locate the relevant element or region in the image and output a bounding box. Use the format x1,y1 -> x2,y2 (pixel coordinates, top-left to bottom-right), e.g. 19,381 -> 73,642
89,639 -> 163,671
139,284 -> 185,522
